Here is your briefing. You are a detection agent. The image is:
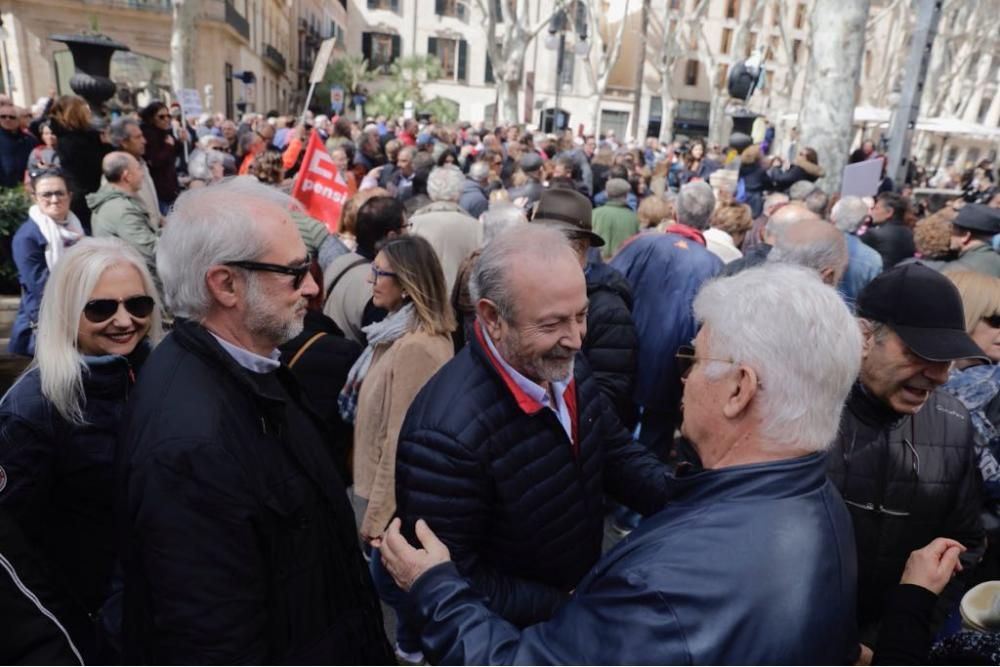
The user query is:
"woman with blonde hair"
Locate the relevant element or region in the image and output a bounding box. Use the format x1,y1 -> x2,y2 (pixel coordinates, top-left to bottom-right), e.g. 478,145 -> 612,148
339,234 -> 454,663
48,94 -> 111,230
637,194 -> 674,231
0,237 -> 161,660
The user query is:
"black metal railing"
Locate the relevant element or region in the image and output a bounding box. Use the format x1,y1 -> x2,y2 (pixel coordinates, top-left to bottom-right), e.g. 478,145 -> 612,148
264,43 -> 286,72
224,2 -> 250,41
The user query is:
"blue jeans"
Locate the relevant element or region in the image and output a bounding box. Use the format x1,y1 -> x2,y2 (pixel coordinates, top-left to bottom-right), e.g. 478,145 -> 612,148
369,547 -> 421,653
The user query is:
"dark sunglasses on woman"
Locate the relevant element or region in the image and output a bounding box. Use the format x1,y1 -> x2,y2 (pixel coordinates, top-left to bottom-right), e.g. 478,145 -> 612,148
83,295 -> 156,323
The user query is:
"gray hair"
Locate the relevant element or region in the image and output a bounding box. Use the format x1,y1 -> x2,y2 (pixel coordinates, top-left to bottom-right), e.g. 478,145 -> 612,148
470,224 -> 572,321
788,180 -> 819,201
676,181 -> 716,230
831,195 -> 870,233
768,225 -> 848,279
427,165 -> 465,202
20,237 -> 163,424
693,263 -> 861,452
187,148 -> 226,182
468,160 -> 490,183
480,203 -> 526,245
157,178 -> 292,319
108,117 -> 140,148
803,189 -> 829,216
103,151 -> 133,183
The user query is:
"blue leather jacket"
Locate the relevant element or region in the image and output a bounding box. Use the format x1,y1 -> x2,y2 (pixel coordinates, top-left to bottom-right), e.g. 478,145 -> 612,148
407,452 -> 859,665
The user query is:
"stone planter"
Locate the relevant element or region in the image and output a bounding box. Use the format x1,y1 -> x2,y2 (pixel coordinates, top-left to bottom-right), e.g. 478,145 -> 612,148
49,33 -> 131,113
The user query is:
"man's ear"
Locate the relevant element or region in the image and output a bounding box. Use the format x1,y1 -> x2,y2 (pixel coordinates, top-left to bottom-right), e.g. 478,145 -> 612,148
475,299 -> 503,338
859,319 -> 875,360
721,366 -> 759,419
205,266 -> 240,309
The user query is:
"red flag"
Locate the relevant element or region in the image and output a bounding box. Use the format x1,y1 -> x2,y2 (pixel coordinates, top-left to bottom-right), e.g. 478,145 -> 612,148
291,130 -> 350,234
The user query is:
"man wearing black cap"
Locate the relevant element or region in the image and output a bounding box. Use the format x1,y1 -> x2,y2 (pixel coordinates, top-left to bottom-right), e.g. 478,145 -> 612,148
828,263 -> 987,648
942,204 -> 1000,278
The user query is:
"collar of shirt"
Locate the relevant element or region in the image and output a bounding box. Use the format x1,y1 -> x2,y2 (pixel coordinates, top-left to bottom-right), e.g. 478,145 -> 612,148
477,321 -> 574,443
209,332 -> 281,374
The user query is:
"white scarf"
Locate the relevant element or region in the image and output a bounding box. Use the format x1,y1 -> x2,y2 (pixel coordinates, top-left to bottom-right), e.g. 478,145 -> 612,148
28,204 -> 84,270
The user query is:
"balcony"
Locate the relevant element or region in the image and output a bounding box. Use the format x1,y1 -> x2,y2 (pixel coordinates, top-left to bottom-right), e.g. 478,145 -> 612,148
83,0 -> 170,11
264,43 -> 287,73
224,2 -> 251,41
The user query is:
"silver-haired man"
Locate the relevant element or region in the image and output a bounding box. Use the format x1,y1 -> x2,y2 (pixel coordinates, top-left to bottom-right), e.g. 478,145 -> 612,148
380,263 -> 862,665
831,195 -> 883,304
117,178 -> 392,664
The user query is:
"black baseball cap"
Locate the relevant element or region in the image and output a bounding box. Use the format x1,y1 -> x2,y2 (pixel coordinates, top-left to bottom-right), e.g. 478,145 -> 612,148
857,263 -> 990,362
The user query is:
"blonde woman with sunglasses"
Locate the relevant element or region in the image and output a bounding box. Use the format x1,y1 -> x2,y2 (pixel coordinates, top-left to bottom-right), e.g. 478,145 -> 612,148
0,237 -> 161,661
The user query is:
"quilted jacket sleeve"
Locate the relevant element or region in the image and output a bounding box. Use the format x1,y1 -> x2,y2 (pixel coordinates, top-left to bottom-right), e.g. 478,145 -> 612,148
582,288 -> 639,430
396,429 -> 567,626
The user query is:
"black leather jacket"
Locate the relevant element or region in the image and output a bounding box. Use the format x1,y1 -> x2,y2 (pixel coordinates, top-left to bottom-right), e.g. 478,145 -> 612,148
828,383 -> 985,641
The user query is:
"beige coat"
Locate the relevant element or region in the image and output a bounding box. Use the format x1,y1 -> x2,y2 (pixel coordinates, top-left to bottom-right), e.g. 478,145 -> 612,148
352,328 -> 453,537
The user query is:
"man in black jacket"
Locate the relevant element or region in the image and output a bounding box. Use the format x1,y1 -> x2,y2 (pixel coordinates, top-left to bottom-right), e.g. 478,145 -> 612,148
394,224 -> 671,629
828,263 -> 987,648
117,178 -> 392,664
862,191 -> 915,269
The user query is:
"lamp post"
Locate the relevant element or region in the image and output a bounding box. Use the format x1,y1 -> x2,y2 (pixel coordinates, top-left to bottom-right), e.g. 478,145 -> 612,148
544,1 -> 587,133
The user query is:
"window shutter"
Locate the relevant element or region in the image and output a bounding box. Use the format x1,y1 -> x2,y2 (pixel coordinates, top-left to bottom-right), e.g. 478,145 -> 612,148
391,34 -> 401,61
367,0 -> 376,8
428,37 -> 438,56
435,0 -> 444,14
389,0 -> 399,12
458,40 -> 468,81
485,51 -> 495,83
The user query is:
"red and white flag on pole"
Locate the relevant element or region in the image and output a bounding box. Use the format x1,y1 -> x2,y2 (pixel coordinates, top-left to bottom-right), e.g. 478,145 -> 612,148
291,130 -> 349,234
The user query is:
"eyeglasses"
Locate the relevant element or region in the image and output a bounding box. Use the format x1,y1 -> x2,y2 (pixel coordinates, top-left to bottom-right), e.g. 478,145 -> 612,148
225,258 -> 312,289
0,114 -> 17,120
37,190 -> 68,200
83,295 -> 156,323
156,113 -> 171,120
985,314 -> 1000,329
370,265 -> 398,281
675,344 -> 741,380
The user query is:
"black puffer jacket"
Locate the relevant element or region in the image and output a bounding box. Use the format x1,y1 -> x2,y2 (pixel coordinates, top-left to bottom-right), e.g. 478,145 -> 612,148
118,320 -> 391,664
827,384 -> 985,642
395,323 -> 672,627
769,156 -> 824,191
862,218 -> 915,269
50,120 -> 111,230
584,261 -> 638,429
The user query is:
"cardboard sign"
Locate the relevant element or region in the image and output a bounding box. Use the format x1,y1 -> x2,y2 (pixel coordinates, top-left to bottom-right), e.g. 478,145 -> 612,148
291,130 -> 349,233
310,37 -> 338,84
841,158 -> 884,198
178,88 -> 203,117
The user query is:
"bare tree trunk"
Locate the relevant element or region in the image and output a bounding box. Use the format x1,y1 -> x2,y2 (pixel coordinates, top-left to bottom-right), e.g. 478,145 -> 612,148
170,0 -> 198,94
798,0 -> 872,194
498,77 -> 520,125
583,0 -> 631,134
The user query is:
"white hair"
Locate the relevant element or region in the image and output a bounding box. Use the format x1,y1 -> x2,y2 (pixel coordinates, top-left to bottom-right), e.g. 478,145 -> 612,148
692,263 -> 861,452
480,203 -> 526,245
831,196 -> 870,233
768,226 -> 848,277
427,165 -> 465,202
186,148 -> 226,181
157,177 -> 293,319
676,181 -> 716,230
470,225 -> 572,321
19,238 -> 163,424
468,160 -> 490,183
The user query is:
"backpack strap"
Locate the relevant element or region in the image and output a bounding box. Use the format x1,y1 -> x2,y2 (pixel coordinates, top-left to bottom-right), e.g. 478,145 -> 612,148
323,256 -> 369,308
287,331 -> 327,368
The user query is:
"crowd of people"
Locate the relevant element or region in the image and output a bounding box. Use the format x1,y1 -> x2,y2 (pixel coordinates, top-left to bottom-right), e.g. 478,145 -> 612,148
0,89 -> 999,665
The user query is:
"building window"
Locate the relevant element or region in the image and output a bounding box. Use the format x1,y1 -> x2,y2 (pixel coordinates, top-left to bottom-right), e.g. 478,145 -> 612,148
600,109 -> 630,138
367,0 -> 400,11
725,0 -> 739,19
717,63 -> 729,89
967,55 -> 980,77
720,28 -> 733,54
558,37 -> 575,87
794,3 -> 806,29
362,32 -> 401,73
792,39 -> 802,65
428,37 -> 468,82
864,50 -> 872,77
684,59 -> 699,86
978,97 -> 993,125
435,0 -> 468,21
770,1 -> 780,26
768,34 -> 780,58
744,30 -> 757,57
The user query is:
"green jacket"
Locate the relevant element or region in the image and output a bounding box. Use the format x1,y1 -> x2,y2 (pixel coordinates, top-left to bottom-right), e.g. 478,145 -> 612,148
942,243 -> 1000,279
87,185 -> 160,284
592,201 -> 639,259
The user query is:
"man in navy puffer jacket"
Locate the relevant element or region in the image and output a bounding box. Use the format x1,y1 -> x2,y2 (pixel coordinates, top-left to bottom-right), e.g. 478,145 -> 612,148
382,263 -> 863,664
394,225 -> 672,628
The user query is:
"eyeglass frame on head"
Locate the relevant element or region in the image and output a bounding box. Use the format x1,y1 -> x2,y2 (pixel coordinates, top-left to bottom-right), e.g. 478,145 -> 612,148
675,343 -> 764,388
224,257 -> 312,290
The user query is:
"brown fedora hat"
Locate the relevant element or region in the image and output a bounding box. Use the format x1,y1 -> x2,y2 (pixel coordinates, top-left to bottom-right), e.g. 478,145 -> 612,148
530,188 -> 605,247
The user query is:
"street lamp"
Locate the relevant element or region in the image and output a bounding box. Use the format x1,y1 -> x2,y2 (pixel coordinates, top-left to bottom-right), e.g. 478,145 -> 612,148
544,1 -> 587,133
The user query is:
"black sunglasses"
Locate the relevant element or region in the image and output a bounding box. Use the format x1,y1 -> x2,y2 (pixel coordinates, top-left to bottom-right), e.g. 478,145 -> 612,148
224,258 -> 312,289
0,114 -> 17,120
986,314 -> 1000,329
83,295 -> 156,323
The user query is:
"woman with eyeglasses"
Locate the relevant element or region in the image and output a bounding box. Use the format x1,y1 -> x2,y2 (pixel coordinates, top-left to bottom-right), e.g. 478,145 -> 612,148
0,237 -> 161,660
9,169 -> 84,357
338,235 -> 453,662
139,101 -> 181,213
47,95 -> 111,231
